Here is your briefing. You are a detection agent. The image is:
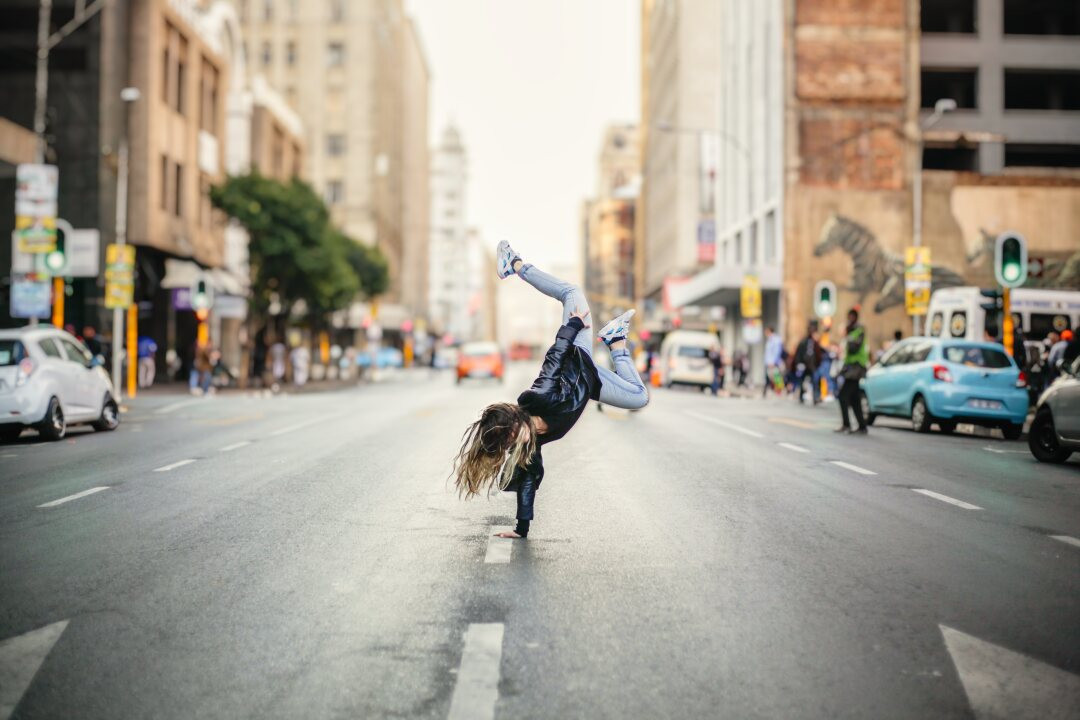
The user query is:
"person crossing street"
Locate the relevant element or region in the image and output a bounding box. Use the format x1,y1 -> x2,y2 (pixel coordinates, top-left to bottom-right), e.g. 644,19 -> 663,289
835,307 -> 869,434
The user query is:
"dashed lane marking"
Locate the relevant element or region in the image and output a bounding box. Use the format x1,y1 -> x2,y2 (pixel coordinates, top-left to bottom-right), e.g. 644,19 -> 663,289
219,441 -> 252,452
154,399 -> 203,415
768,417 -> 818,430
447,623 -> 504,720
829,460 -> 877,476
1051,535 -> 1080,549
485,529 -> 513,563
153,459 -> 197,472
777,442 -> 809,453
268,411 -> 349,437
912,488 -> 982,510
686,411 -> 764,438
983,446 -> 1028,454
37,486 -> 110,508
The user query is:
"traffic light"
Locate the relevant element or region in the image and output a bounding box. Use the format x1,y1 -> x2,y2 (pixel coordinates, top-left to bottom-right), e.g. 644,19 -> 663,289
994,232 -> 1028,289
813,280 -> 837,318
190,276 -> 213,311
43,227 -> 67,275
979,288 -> 1003,313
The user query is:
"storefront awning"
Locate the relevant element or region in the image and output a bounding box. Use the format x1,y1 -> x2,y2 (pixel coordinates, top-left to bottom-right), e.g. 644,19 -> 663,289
667,264 -> 783,309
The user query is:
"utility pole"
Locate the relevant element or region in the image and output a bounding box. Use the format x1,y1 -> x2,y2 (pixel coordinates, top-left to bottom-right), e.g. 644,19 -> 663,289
112,87 -> 140,400
33,0 -> 52,163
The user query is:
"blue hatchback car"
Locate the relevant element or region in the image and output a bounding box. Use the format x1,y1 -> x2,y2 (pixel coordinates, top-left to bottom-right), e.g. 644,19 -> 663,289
862,338 -> 1029,438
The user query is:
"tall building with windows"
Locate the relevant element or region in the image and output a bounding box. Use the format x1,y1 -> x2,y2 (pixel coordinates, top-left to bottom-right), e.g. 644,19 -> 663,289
428,125 -> 471,341
232,0 -> 431,333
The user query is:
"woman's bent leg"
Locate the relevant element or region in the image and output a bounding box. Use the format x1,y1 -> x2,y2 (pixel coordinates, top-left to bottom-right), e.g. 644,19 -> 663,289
518,263 -> 593,354
597,349 -> 649,410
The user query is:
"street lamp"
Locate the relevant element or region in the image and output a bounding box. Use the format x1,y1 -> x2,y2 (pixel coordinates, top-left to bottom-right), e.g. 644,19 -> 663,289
112,86 -> 140,400
912,97 -> 956,335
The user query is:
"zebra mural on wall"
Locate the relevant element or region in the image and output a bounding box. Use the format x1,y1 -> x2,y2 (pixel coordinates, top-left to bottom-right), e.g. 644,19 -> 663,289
813,215 -> 966,313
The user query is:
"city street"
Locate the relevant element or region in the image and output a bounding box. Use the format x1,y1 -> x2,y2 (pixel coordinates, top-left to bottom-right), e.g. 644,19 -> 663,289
1,365 -> 1078,719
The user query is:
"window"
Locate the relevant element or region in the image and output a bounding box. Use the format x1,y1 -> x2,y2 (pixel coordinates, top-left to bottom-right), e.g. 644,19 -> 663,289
176,37 -> 188,115
174,162 -> 184,218
943,346 -> 1011,368
923,144 -> 979,171
199,177 -> 212,231
262,41 -> 272,67
949,311 -> 968,338
162,42 -> 170,104
38,338 -> 62,359
286,41 -> 296,66
160,155 -> 170,211
200,60 -> 219,134
921,0 -> 976,33
327,42 -> 344,67
734,231 -> 743,264
0,340 -> 27,365
882,341 -> 912,366
330,0 -> 345,22
764,211 -> 776,263
1004,69 -> 1080,110
59,338 -> 91,366
325,180 -> 344,205
1029,313 -> 1071,339
929,312 -> 945,337
327,134 -> 345,156
1004,143 -> 1080,168
910,341 -> 934,363
1004,0 -> 1079,35
921,68 -> 977,109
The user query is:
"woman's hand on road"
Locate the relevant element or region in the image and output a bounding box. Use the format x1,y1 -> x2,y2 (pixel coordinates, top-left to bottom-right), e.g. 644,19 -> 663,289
569,308 -> 591,328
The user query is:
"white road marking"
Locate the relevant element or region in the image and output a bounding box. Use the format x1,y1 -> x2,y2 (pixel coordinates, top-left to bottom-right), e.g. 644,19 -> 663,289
983,446 -> 1028,454
829,460 -> 877,476
153,459 -> 197,472
154,398 -> 202,415
777,442 -> 809,453
0,620 -> 69,720
912,488 -> 982,510
1050,535 -> 1080,550
219,441 -> 252,452
485,529 -> 514,563
941,624 -> 1080,720
268,411 -> 349,437
0,454 -> 17,459
686,411 -> 764,438
447,623 -> 505,720
37,486 -> 109,508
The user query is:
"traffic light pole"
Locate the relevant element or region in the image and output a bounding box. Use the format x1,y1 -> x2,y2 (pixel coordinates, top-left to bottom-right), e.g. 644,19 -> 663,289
1002,287 -> 1013,357
111,133 -> 129,400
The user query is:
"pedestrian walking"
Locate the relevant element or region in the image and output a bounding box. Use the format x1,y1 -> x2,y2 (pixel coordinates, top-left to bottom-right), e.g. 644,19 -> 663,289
190,342 -> 214,396
709,346 -> 725,396
291,344 -> 311,387
762,326 -> 783,397
137,335 -> 157,388
452,241 -> 650,539
734,349 -> 748,388
794,321 -> 822,404
835,307 -> 869,434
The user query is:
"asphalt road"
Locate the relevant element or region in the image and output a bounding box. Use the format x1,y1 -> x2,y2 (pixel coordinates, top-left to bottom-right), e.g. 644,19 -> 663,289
1,365 -> 1078,719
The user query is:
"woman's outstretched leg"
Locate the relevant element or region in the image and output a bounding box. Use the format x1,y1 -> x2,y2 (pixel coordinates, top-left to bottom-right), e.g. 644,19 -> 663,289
497,241 -> 593,354
595,311 -> 650,410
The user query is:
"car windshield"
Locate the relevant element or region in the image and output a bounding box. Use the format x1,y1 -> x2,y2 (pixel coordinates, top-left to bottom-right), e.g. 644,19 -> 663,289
463,344 -> 498,357
0,340 -> 27,366
677,346 -> 708,358
943,345 -> 1012,368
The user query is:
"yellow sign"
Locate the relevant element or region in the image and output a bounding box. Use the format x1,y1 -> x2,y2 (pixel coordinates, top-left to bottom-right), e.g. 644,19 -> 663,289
15,215 -> 57,253
104,244 -> 136,309
740,274 -> 762,319
904,246 -> 932,316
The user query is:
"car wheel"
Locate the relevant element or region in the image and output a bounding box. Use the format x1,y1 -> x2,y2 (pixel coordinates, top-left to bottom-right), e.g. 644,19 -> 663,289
38,397 -> 66,441
860,392 -> 876,426
0,426 -> 22,443
911,395 -> 932,434
938,420 -> 957,434
1027,409 -> 1072,463
92,394 -> 120,432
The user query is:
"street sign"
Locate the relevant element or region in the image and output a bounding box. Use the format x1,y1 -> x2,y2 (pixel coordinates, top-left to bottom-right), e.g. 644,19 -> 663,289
10,274 -> 52,319
742,318 -> 763,345
740,274 -> 762,319
904,247 -> 932,316
14,164 -> 59,254
104,244 -> 136,309
64,228 -> 100,277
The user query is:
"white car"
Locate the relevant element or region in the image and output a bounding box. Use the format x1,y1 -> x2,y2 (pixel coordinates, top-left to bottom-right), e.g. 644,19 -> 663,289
659,330 -> 722,388
0,327 -> 120,442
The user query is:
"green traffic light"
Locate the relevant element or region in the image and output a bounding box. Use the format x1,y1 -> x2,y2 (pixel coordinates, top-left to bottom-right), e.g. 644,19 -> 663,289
44,251 -> 65,271
1002,262 -> 1022,283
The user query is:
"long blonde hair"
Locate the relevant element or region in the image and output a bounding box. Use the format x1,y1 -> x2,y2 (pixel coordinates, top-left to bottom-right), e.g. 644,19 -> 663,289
452,403 -> 537,499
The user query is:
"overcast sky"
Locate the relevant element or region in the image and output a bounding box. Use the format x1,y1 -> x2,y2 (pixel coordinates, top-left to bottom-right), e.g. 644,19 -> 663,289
406,0 -> 640,270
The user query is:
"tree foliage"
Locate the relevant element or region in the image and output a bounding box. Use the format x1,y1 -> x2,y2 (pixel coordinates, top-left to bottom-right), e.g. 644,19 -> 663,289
209,173 -> 389,323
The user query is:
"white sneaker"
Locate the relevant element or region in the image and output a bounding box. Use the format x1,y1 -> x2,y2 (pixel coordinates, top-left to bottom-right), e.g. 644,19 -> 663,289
496,240 -> 520,279
598,309 -> 635,345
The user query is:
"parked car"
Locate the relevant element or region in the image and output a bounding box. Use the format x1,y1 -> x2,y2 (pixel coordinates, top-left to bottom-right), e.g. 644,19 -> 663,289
1028,355 -> 1080,463
457,342 -> 504,383
659,330 -> 721,389
862,337 -> 1029,438
355,347 -> 404,369
0,327 -> 120,442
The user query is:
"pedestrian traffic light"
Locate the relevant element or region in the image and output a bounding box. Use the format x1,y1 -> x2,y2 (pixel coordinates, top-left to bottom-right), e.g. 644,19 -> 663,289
813,280 -> 837,318
43,227 -> 67,275
190,276 -> 213,311
994,232 -> 1028,289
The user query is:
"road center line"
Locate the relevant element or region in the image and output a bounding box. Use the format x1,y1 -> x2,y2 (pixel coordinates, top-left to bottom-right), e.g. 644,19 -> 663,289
447,623 -> 505,720
686,411 -> 764,438
38,486 -> 110,508
485,529 -> 513,563
154,399 -> 203,415
153,459 -> 197,472
912,488 -> 982,510
1050,535 -> 1080,549
268,411 -> 349,437
219,441 -> 252,452
829,460 -> 877,475
777,442 -> 809,453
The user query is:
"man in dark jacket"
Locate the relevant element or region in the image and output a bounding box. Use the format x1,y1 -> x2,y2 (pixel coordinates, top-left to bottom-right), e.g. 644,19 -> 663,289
795,320 -> 822,404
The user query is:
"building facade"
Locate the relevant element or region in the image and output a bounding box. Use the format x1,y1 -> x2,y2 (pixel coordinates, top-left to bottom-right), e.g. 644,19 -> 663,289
428,125 -> 470,342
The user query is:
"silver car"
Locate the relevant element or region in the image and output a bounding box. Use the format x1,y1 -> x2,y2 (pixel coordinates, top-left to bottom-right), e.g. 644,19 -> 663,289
1028,355 -> 1080,463
0,327 -> 120,442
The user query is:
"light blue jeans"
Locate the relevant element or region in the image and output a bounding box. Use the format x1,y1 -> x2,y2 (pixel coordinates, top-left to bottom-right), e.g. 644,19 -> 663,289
519,263 -> 649,410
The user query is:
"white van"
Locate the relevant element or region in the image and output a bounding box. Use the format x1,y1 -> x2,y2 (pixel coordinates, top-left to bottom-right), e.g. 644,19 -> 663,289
926,287 -> 1080,343
659,330 -> 721,388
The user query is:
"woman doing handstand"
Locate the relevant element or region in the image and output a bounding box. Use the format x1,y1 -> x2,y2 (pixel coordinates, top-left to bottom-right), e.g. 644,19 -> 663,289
452,241 -> 650,538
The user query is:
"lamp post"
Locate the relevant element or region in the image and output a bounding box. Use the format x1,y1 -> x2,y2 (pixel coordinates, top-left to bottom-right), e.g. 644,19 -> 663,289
112,86 -> 140,400
912,98 -> 956,336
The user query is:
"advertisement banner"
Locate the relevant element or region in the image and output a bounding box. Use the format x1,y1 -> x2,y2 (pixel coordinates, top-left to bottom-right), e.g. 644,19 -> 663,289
105,244 -> 136,309
740,274 -> 762,319
15,164 -> 59,254
904,247 -> 932,316
10,274 -> 52,319
697,220 -> 716,264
